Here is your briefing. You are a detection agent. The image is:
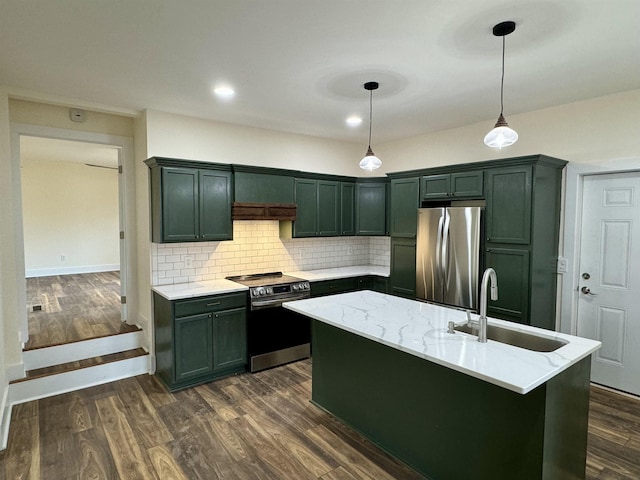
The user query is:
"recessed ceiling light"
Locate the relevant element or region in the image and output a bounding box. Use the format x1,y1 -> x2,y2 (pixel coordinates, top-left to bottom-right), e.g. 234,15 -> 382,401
213,85 -> 235,99
346,115 -> 362,127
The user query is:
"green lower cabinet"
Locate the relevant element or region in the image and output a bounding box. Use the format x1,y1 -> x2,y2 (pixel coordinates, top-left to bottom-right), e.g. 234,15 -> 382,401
486,247 -> 530,324
212,307 -> 247,371
390,237 -> 416,298
153,291 -> 247,391
174,313 -> 214,381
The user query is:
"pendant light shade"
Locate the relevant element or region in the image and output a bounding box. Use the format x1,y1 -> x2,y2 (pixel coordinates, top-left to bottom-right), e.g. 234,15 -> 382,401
484,21 -> 518,149
360,81 -> 382,171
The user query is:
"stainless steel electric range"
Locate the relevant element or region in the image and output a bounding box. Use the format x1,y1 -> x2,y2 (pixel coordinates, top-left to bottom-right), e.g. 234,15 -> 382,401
226,272 -> 311,372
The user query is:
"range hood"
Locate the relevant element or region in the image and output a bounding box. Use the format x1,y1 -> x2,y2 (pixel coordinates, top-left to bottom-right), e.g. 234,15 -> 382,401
232,202 -> 296,221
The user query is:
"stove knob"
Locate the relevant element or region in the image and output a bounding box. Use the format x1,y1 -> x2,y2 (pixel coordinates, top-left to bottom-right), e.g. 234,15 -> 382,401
266,287 -> 273,295
257,287 -> 265,296
292,284 -> 299,291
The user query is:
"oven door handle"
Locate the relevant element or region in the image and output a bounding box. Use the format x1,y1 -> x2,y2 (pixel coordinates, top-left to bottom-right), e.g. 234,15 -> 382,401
251,294 -> 309,310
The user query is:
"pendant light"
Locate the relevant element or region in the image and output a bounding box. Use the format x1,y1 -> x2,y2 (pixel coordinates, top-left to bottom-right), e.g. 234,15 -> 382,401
484,21 -> 518,149
359,81 -> 382,171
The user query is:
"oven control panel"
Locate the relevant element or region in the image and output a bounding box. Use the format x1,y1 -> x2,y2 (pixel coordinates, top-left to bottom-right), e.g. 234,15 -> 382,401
250,281 -> 310,297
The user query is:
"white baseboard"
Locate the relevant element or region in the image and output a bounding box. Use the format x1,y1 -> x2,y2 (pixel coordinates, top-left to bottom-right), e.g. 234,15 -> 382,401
25,264 -> 119,278
23,330 -> 144,370
9,354 -> 150,406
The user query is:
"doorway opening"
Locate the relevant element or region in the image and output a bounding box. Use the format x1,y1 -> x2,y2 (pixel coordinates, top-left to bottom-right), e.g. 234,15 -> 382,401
18,135 -> 137,350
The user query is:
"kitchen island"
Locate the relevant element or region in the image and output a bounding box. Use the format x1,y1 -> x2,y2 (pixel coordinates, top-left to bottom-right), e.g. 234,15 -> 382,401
284,291 -> 601,480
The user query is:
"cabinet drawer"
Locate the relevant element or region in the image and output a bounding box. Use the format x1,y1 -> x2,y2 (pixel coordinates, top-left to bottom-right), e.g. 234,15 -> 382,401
175,292 -> 246,317
311,277 -> 358,297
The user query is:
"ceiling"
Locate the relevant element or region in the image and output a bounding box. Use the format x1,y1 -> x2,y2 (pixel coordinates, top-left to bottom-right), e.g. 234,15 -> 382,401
2,1 -> 639,144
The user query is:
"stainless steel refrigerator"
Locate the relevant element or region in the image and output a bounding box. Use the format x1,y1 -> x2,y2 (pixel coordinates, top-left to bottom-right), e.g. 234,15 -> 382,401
416,207 -> 482,310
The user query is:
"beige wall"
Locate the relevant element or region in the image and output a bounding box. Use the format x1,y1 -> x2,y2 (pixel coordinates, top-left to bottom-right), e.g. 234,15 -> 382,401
0,90 -> 11,432
21,160 -> 119,275
9,99 -> 134,137
145,110 -> 366,177
376,90 -> 640,171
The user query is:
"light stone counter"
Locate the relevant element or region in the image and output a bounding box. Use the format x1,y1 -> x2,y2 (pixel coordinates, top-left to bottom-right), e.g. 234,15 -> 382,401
286,265 -> 390,281
152,279 -> 248,300
284,290 -> 601,394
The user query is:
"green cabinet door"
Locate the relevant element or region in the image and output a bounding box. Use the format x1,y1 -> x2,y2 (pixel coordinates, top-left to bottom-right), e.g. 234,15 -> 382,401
234,171 -> 295,203
450,171 -> 483,198
421,174 -> 451,200
356,182 -> 386,235
485,247 -> 530,324
212,307 -> 247,372
421,171 -> 483,200
390,237 -> 417,298
174,313 -> 214,381
294,179 -> 319,237
161,167 -> 199,242
200,169 -> 233,241
318,180 -> 340,236
340,182 -> 355,235
485,166 -> 532,244
390,177 -> 419,237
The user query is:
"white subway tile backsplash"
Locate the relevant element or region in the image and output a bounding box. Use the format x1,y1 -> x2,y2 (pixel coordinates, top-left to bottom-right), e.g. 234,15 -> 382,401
151,221 -> 391,285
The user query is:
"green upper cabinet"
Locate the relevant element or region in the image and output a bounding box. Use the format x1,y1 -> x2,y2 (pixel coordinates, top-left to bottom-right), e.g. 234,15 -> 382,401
356,181 -> 387,235
199,169 -> 234,241
161,167 -> 199,242
389,177 -> 420,238
293,179 -> 319,237
340,182 -> 356,236
293,178 -> 340,237
146,157 -> 233,243
233,170 -> 294,204
485,166 -> 532,244
318,180 -> 340,236
421,171 -> 483,200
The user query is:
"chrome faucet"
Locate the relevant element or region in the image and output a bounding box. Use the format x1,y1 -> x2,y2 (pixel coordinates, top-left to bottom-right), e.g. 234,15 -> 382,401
478,268 -> 498,343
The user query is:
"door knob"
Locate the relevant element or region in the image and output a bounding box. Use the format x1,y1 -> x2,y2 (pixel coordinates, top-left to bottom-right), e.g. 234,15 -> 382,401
581,286 -> 597,296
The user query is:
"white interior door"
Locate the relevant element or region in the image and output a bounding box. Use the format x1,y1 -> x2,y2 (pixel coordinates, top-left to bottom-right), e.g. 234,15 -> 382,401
576,172 -> 640,395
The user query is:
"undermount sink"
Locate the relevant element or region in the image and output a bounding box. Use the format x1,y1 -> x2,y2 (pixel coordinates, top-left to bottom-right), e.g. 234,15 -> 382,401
453,323 -> 567,352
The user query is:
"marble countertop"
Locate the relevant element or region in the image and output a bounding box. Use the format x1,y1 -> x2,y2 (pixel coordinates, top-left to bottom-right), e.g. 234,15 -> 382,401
152,279 -> 247,300
152,265 -> 389,300
287,265 -> 390,281
284,290 -> 601,394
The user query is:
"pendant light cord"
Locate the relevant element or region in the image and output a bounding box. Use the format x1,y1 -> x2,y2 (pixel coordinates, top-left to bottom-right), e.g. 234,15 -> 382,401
368,89 -> 373,148
500,35 -> 505,116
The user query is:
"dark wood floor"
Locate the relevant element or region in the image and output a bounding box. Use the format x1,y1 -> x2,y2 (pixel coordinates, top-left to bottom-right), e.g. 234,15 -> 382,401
1,360 -> 639,480
25,272 -> 139,350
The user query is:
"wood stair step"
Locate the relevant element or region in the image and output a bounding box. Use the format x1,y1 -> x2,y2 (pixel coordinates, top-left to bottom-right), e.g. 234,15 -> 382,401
10,348 -> 148,384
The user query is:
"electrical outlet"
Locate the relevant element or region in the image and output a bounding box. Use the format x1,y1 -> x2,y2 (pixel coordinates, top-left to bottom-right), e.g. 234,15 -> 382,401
60,254 -> 66,262
557,257 -> 568,274
184,255 -> 193,268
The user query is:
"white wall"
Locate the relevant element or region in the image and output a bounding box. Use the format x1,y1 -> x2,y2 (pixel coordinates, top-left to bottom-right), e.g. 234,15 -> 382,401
21,160 -> 119,277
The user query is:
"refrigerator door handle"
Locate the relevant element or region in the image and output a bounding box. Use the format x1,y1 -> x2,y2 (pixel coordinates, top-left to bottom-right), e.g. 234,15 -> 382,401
435,215 -> 445,282
442,211 -> 451,286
